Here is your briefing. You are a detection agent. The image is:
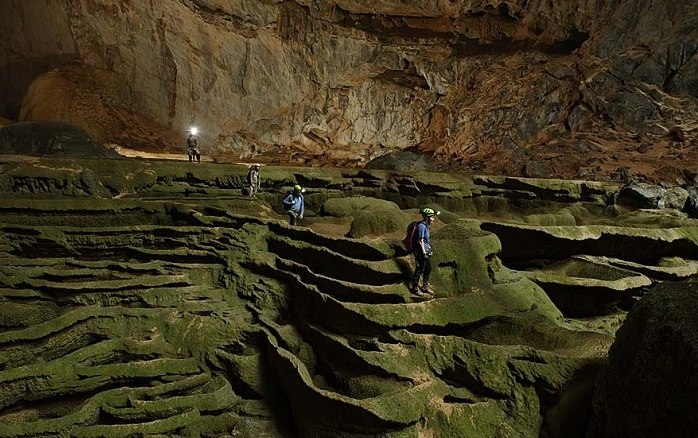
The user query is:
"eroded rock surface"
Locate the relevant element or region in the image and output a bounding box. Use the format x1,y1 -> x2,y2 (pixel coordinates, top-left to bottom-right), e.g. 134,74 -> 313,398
0,121 -> 118,158
0,157 -> 696,436
588,281 -> 698,438
1,0 -> 696,182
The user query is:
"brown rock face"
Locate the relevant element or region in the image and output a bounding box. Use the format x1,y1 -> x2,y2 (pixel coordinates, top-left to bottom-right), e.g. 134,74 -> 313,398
0,0 -> 696,181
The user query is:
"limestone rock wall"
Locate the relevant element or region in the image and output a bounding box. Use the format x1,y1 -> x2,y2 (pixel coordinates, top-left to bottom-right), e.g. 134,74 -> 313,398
1,0 -> 697,180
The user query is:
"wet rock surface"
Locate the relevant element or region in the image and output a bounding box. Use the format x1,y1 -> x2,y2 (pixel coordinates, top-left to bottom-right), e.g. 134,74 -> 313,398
0,156 -> 696,437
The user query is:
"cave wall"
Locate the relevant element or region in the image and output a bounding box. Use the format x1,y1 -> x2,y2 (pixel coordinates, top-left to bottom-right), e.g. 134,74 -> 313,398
0,0 -> 696,176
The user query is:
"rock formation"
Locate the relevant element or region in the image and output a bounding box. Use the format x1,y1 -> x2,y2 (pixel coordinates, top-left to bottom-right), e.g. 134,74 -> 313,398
0,121 -> 119,157
588,281 -> 698,438
0,0 -> 696,182
1,1 -> 698,435
0,156 -> 696,436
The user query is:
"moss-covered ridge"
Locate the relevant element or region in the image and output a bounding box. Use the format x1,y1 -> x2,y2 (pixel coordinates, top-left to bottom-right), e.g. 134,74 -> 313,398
0,157 -> 696,437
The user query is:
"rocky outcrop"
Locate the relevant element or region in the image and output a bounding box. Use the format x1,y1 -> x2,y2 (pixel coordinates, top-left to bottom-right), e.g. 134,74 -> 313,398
0,193 -> 605,437
616,180 -> 689,210
0,121 -> 118,157
588,281 -> 698,438
480,221 -> 698,266
0,156 -> 696,436
0,0 -> 696,182
522,256 -> 652,317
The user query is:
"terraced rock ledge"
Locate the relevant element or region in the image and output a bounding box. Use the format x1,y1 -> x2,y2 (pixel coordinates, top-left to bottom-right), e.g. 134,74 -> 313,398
0,156 -> 696,437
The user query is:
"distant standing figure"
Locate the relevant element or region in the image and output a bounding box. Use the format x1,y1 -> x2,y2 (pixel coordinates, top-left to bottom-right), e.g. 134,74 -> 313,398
247,164 -> 261,196
186,132 -> 200,163
410,207 -> 440,296
282,184 -> 305,225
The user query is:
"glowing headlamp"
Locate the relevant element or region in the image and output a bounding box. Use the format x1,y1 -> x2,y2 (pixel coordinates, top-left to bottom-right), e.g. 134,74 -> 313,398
188,126 -> 199,135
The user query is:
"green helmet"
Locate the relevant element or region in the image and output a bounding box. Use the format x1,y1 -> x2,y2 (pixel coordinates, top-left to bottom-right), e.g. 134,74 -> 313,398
421,207 -> 440,218
293,184 -> 303,193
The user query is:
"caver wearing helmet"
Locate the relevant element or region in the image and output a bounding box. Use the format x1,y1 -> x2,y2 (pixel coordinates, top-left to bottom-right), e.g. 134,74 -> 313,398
410,207 -> 440,296
246,164 -> 262,196
282,184 -> 306,225
421,207 -> 439,218
186,132 -> 201,163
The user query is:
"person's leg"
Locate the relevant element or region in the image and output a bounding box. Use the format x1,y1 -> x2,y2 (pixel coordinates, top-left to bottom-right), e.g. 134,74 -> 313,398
420,257 -> 434,294
288,211 -> 297,225
422,257 -> 432,283
411,252 -> 426,292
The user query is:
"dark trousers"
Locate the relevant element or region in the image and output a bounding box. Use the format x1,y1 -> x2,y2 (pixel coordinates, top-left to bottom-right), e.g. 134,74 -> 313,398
412,251 -> 431,284
188,149 -> 200,162
287,211 -> 299,225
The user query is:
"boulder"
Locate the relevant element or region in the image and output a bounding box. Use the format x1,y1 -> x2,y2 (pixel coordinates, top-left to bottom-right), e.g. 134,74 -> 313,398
0,121 -> 118,158
365,151 -> 438,172
664,186 -> 689,210
616,181 -> 666,209
588,281 -> 698,437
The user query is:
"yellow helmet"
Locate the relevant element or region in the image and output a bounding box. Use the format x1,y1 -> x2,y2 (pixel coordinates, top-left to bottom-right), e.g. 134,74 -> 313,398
421,207 -> 440,218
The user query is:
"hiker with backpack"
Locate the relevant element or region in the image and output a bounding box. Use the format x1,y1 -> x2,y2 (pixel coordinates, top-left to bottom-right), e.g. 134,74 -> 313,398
282,184 -> 305,225
405,207 -> 440,296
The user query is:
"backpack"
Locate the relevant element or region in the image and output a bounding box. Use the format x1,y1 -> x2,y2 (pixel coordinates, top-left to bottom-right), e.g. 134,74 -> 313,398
403,221 -> 420,252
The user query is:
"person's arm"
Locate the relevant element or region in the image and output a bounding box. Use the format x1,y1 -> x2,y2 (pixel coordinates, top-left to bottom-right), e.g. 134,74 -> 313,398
282,194 -> 292,208
417,224 -> 428,256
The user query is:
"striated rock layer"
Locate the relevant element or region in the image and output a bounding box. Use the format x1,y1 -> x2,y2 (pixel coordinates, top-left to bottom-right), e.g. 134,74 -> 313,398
0,156 -> 697,436
0,0 -> 697,182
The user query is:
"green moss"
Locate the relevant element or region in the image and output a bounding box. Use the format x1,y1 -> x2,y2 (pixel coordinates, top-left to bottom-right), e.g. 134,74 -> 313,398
429,222 -> 502,293
322,196 -> 400,217
524,212 -> 577,226
349,209 -> 408,238
492,277 -> 564,323
676,226 -> 698,245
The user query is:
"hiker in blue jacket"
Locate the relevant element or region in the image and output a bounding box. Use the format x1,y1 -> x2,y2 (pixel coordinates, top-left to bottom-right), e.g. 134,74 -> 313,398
410,207 -> 439,295
282,184 -> 305,225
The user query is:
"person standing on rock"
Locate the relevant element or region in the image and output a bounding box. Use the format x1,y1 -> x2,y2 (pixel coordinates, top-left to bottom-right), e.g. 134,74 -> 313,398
282,184 -> 305,225
247,164 -> 261,196
410,207 -> 439,296
186,128 -> 201,163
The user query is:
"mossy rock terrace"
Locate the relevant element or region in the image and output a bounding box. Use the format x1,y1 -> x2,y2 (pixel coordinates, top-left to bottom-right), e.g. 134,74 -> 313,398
0,156 -> 696,437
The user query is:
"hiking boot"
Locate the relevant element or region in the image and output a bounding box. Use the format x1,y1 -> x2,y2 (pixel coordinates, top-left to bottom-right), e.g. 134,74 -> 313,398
420,282 -> 435,295
408,280 -> 421,294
